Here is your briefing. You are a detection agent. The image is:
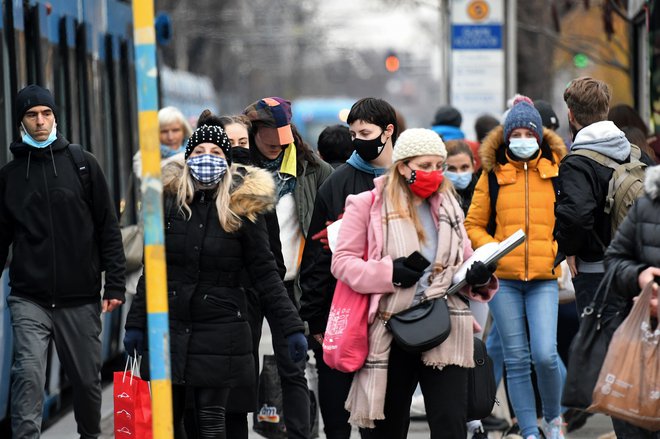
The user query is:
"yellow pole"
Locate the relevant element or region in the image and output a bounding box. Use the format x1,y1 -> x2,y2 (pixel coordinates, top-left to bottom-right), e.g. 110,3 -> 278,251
131,1 -> 173,437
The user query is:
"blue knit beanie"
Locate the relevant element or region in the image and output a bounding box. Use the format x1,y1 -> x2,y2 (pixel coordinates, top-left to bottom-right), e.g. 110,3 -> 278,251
503,96 -> 543,144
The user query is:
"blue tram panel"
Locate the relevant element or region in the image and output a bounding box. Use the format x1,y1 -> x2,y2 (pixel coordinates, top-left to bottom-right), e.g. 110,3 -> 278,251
291,97 -> 356,149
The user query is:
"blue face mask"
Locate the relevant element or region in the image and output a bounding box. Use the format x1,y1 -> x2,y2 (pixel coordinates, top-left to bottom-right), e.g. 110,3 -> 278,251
21,122 -> 57,148
186,154 -> 228,186
508,137 -> 539,159
445,171 -> 473,190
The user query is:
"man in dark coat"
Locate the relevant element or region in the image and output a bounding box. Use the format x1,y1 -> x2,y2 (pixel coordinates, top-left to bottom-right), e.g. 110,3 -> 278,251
299,97 -> 398,439
0,85 -> 126,438
555,77 -> 633,313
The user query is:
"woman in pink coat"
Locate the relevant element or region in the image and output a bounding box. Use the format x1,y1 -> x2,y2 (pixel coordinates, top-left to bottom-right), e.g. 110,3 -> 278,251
330,128 -> 498,439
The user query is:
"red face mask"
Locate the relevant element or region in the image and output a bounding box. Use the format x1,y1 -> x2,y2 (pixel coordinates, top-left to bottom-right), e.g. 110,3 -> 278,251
407,169 -> 444,198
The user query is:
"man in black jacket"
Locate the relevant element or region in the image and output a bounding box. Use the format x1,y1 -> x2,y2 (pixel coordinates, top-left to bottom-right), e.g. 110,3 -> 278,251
555,77 -> 631,314
299,97 -> 398,439
0,85 -> 125,438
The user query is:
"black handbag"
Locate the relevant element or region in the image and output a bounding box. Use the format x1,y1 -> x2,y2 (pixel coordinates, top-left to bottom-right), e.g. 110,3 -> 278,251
467,337 -> 497,420
386,296 -> 451,353
561,265 -> 624,410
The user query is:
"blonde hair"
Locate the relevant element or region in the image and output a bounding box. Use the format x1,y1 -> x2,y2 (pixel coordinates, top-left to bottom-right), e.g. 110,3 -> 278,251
384,160 -> 454,242
174,162 -> 242,233
158,106 -> 193,139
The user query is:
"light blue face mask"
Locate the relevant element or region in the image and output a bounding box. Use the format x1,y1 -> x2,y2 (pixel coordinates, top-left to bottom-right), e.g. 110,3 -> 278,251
445,171 -> 473,190
508,137 -> 539,159
21,122 -> 57,148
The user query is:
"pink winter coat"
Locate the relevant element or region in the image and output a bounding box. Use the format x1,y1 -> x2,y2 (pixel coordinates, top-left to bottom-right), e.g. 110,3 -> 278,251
331,177 -> 495,326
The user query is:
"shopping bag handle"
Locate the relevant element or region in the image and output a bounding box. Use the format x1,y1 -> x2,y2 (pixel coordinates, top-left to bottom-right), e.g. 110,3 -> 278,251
122,352 -> 142,385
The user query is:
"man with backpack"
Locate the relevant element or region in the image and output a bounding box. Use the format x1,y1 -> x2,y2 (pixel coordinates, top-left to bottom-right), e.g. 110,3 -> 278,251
0,85 -> 125,438
555,77 -> 646,314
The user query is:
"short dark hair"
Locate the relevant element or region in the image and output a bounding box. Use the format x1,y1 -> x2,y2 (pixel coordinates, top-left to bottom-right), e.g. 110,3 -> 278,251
317,125 -> 353,164
564,77 -> 611,126
474,114 -> 499,143
346,97 -> 399,143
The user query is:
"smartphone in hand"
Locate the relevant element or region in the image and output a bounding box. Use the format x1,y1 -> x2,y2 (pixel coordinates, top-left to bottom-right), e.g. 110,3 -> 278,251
403,251 -> 431,272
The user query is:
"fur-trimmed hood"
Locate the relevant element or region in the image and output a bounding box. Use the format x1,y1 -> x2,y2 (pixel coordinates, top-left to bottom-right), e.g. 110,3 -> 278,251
644,165 -> 660,201
478,125 -> 567,172
161,161 -> 276,221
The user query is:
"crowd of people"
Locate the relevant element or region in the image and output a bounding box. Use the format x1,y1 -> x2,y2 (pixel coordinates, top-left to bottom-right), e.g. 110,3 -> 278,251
0,77 -> 658,439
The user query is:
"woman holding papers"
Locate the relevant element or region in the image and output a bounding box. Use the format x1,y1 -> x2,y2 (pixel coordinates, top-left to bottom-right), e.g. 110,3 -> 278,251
465,97 -> 567,439
331,128 -> 497,438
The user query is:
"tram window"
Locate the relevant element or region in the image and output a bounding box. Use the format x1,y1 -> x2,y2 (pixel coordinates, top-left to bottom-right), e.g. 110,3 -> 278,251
24,6 -> 43,86
75,23 -> 91,150
54,18 -> 70,140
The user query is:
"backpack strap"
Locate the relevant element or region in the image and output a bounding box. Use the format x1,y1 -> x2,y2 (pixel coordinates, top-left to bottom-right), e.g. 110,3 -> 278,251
485,169 -> 559,238
67,143 -> 93,208
486,171 -> 499,237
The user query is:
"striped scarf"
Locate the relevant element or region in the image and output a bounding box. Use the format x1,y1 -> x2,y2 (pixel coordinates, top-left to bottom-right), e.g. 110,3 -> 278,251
345,185 -> 475,428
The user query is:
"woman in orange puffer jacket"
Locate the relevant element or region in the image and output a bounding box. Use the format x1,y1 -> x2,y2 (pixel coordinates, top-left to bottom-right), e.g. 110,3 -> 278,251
465,96 -> 567,439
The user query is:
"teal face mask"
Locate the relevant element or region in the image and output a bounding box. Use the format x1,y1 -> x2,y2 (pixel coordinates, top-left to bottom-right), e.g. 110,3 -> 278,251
508,137 -> 539,159
21,122 -> 57,148
445,170 -> 473,190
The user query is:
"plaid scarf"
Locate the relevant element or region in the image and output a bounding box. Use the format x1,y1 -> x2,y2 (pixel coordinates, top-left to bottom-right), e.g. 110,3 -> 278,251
260,151 -> 297,200
345,185 -> 475,429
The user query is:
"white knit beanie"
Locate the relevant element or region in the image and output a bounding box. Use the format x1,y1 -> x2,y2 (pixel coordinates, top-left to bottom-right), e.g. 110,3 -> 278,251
392,128 -> 447,163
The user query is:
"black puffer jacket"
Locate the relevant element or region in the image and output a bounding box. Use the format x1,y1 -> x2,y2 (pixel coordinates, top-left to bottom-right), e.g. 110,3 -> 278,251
605,165 -> 660,304
0,135 -> 125,307
126,164 -> 304,387
299,163 -> 378,335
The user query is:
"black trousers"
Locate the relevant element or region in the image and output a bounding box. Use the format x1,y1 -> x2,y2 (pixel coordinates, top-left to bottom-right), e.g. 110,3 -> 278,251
312,344 -> 355,439
361,342 -> 469,439
173,385 -> 230,439
612,418 -> 660,438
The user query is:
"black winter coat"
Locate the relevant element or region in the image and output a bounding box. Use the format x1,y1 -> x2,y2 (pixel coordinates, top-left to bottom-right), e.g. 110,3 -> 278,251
0,135 -> 125,307
555,153 -> 618,262
126,164 -> 304,388
299,163 -> 378,335
605,165 -> 660,306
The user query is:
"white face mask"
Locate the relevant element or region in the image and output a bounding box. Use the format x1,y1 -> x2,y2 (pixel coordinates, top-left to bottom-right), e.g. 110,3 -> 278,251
508,137 -> 539,159
21,122 -> 57,148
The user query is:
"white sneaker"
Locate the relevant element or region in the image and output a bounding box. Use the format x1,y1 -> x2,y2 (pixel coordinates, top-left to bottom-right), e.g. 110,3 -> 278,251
541,416 -> 565,439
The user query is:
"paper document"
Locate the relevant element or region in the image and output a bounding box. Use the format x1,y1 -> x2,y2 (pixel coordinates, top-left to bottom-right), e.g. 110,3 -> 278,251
326,219 -> 343,253
447,228 -> 526,295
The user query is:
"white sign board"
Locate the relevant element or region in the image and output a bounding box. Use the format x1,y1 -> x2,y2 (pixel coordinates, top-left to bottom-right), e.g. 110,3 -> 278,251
450,0 -> 505,140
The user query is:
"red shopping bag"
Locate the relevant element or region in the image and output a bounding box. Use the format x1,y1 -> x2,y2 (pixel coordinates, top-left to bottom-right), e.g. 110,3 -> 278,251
114,357 -> 153,438
322,279 -> 369,372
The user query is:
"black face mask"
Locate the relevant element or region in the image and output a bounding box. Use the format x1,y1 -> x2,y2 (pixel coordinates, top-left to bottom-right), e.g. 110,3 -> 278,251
353,132 -> 386,162
231,146 -> 252,165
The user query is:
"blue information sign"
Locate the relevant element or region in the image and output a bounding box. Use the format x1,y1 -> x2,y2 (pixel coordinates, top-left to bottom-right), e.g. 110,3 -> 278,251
451,24 -> 502,50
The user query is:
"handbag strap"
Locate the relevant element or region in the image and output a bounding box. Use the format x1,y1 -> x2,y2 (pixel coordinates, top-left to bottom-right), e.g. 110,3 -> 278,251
583,261 -> 619,318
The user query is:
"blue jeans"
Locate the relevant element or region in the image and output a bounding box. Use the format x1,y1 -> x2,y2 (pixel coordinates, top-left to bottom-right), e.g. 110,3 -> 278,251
489,280 -> 563,438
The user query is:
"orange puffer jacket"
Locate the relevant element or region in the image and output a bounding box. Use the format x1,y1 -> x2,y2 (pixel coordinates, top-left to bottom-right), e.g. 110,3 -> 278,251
465,126 -> 567,281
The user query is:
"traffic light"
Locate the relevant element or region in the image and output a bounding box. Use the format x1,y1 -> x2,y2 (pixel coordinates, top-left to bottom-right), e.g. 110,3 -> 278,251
573,53 -> 589,69
385,51 -> 400,73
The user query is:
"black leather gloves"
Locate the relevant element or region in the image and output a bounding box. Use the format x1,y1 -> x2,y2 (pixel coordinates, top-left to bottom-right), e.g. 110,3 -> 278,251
392,257 -> 425,288
465,261 -> 496,287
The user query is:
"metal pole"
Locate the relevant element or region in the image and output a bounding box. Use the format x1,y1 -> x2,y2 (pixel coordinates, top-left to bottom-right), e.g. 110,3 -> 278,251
131,1 -> 173,438
506,0 -> 517,100
439,0 -> 450,104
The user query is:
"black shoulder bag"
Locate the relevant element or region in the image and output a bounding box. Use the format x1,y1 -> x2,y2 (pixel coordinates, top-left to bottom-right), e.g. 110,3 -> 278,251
385,296 -> 451,353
